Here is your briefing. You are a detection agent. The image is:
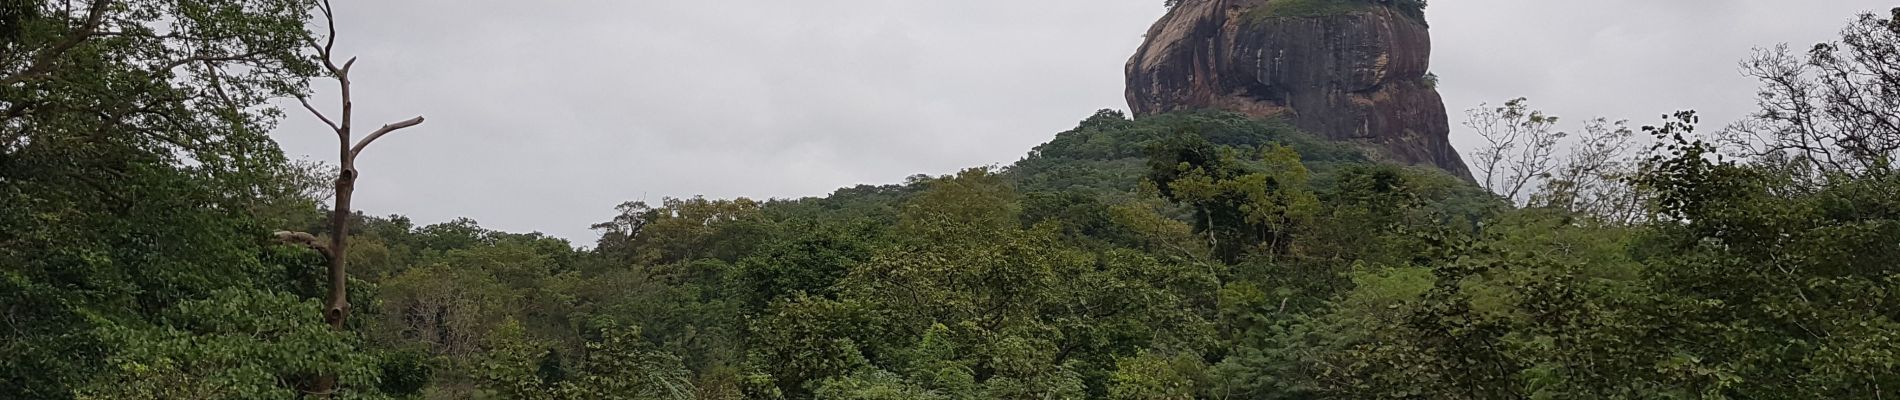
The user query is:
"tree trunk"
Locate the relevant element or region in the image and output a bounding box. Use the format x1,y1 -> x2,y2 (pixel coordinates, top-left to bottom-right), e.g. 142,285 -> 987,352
325,168 -> 354,329
308,168 -> 354,397
293,4 -> 427,395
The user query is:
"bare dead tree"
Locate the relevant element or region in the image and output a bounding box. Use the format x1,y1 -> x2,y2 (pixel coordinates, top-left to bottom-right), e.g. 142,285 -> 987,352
1465,98 -> 1651,221
1465,97 -> 1566,205
296,0 -> 427,330
272,0 -> 427,395
1532,118 -> 1646,224
1724,8 -> 1900,177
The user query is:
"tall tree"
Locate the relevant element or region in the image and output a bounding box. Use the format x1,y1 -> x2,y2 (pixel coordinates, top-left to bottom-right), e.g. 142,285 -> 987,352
271,0 -> 430,395
1465,98 -> 1566,204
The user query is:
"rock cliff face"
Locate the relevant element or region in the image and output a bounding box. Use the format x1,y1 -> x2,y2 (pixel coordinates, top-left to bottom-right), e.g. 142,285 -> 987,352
1126,0 -> 1472,178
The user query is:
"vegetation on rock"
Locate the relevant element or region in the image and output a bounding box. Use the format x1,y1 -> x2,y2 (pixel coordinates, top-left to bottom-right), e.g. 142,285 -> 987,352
1225,0 -> 1428,22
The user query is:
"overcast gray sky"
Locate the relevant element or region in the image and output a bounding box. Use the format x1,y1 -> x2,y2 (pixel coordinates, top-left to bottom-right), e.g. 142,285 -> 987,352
274,1 -> 1894,241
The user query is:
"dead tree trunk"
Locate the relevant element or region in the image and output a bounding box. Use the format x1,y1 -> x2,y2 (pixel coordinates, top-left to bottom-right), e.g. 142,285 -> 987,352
274,0 -> 428,396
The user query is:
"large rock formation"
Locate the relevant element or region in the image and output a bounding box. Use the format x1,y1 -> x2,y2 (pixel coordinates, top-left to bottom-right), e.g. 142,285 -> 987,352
1127,0 -> 1472,178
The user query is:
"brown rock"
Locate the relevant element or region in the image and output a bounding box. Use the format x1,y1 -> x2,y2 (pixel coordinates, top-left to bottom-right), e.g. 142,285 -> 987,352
1127,0 -> 1472,179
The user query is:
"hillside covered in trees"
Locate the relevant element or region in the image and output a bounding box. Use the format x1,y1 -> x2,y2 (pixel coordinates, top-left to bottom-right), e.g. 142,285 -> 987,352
6,1 -> 1900,399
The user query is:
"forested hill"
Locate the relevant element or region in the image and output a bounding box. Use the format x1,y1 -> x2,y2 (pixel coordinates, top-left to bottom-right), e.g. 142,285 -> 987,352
7,1 -> 1900,399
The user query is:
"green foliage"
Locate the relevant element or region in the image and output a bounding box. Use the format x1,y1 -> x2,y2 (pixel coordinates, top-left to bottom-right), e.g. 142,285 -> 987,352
738,168 -> 1222,399
77,290 -> 386,399
1012,110 -> 1364,201
735,221 -> 879,312
1254,0 -> 1376,19
1147,132 -> 1320,263
592,197 -> 773,265
0,1 -> 331,396
1107,351 -> 1202,400
34,94 -> 1900,398
565,325 -> 695,399
479,321 -> 694,399
1204,111 -> 1900,399
748,296 -> 880,398
1618,113 -> 1900,397
813,370 -> 953,400
13,5 -> 1900,398
376,348 -> 435,397
377,263 -> 519,359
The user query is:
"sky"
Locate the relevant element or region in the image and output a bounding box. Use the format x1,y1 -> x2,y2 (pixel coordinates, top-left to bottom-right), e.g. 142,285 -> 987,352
273,0 -> 1895,242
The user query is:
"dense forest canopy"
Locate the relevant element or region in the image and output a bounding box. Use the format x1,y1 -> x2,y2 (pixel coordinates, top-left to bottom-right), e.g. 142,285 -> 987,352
5,1 -> 1900,399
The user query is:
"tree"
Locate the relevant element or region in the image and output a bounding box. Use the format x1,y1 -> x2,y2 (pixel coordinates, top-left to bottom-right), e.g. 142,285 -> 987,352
1726,7 -> 1900,176
280,0 -> 428,327
1107,351 -> 1200,400
1147,134 -> 1319,264
1465,98 -> 1566,204
378,264 -> 518,361
1,1 -> 321,397
591,197 -> 770,265
1626,112 -> 1900,397
1466,98 -> 1650,220
565,324 -> 696,399
478,321 -> 694,400
268,0 -> 433,395
1531,117 -> 1645,224
813,369 -> 954,400
743,169 -> 1217,399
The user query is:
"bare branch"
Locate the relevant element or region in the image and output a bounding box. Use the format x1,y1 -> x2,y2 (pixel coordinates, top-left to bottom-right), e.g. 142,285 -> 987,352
1721,11 -> 1900,178
296,96 -> 342,134
317,0 -> 337,64
305,36 -> 332,68
348,116 -> 426,161
1466,97 -> 1564,205
273,231 -> 335,261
